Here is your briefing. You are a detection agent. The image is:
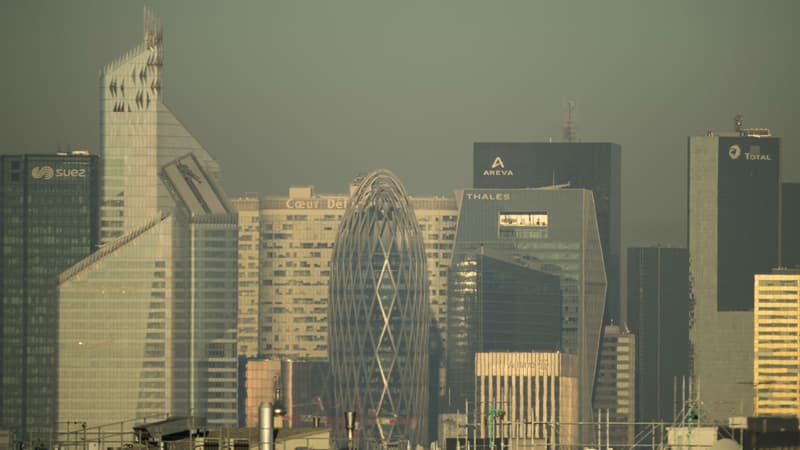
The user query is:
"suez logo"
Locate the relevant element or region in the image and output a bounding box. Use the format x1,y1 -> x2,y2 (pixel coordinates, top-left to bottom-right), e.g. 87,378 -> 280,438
482,156 -> 514,176
31,166 -> 87,180
728,145 -> 772,161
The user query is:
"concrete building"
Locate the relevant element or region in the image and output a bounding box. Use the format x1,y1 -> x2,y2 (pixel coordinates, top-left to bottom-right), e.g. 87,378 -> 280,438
0,152 -> 99,441
688,130 -> 780,421
57,9 -> 238,429
329,171 -> 430,448
448,188 -> 606,442
627,246 -> 689,424
592,324 -> 635,448
233,197 -> 260,358
256,186 -> 456,362
473,142 -> 621,324
753,269 -> 800,417
474,352 -> 578,449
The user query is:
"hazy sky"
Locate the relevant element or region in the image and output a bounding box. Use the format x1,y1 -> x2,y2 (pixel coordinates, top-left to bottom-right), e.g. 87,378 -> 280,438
2,1 -> 799,249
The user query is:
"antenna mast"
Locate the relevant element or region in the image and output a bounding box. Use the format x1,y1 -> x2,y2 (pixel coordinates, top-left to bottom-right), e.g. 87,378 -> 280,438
562,100 -> 577,143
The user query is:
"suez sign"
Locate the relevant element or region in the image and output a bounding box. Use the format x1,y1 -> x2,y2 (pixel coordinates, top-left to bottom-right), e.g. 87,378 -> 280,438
727,144 -> 773,161
482,156 -> 514,176
31,166 -> 87,180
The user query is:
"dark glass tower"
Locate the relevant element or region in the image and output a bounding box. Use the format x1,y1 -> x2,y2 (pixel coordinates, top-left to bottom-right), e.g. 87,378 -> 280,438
688,133 -> 780,421
473,142 -> 622,324
446,248 -> 562,411
448,188 -> 606,445
329,170 -> 430,448
627,246 -> 688,425
782,183 -> 800,268
0,152 -> 99,441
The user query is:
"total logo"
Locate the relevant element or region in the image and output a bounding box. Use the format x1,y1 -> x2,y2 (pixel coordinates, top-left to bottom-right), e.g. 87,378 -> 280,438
482,156 -> 514,176
728,145 -> 772,161
31,166 -> 87,180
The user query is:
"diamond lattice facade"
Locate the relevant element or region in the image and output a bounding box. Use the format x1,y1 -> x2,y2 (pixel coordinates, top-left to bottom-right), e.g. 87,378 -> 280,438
329,171 -> 430,448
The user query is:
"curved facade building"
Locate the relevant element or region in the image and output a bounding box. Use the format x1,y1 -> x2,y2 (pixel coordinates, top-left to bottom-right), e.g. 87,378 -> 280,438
329,171 -> 429,448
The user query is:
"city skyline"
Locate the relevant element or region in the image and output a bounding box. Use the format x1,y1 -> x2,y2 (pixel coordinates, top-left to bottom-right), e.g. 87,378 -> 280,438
3,1 -> 800,252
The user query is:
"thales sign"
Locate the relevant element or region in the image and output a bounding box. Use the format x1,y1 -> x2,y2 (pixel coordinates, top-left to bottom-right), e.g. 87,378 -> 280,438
483,156 -> 514,176
31,166 -> 87,180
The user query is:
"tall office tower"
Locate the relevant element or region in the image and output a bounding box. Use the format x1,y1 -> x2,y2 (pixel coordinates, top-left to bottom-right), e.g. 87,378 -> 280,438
473,143 -> 621,322
688,130 -> 780,421
58,159 -> 239,428
0,153 -> 99,441
329,171 -> 430,448
446,248 -> 562,411
233,197 -> 260,358
627,247 -> 689,424
754,269 -> 800,417
592,324 -> 635,448
449,188 -> 606,443
782,183 -> 800,268
475,352 -> 578,448
257,186 -> 457,361
58,8 -> 238,428
99,7 -> 219,244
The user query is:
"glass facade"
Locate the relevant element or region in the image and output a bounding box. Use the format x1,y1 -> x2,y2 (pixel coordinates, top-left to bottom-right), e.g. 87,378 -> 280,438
0,153 -> 99,441
329,171 -> 430,448
99,7 -> 219,244
473,142 -> 621,323
58,153 -> 239,429
446,249 -> 562,411
448,188 -> 606,442
781,183 -> 800,268
627,247 -> 688,425
688,134 -> 780,421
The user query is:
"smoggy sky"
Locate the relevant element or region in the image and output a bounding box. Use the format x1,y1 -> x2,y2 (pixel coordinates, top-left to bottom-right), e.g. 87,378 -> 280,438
2,1 -> 799,249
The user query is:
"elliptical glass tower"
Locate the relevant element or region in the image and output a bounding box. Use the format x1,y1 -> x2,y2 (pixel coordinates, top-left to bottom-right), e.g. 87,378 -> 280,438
329,170 -> 430,448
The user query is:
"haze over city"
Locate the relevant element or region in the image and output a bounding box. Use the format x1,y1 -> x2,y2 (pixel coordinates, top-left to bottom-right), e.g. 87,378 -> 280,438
2,1 -> 800,449
3,0 -> 800,249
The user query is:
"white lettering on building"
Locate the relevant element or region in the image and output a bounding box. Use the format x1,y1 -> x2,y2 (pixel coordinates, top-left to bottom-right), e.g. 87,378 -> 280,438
465,192 -> 511,201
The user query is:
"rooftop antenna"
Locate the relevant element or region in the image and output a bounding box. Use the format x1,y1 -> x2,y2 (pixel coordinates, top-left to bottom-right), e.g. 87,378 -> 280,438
734,114 -> 744,135
562,100 -> 577,143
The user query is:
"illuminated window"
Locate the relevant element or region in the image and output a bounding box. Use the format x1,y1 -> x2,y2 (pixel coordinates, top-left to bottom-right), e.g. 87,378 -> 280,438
498,211 -> 549,239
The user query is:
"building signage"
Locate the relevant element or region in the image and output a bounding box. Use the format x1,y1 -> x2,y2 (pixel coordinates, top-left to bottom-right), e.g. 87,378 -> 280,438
482,156 -> 514,177
286,198 -> 348,209
728,144 -> 772,161
465,192 -> 511,201
31,166 -> 86,180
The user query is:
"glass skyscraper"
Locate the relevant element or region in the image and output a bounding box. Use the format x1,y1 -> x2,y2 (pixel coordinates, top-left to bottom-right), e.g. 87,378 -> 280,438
58,154 -> 238,428
0,152 -> 99,441
57,8 -> 238,429
329,170 -> 430,449
448,188 -> 606,445
446,248 -> 562,411
99,7 -> 219,244
627,246 -> 688,425
473,143 -> 621,323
